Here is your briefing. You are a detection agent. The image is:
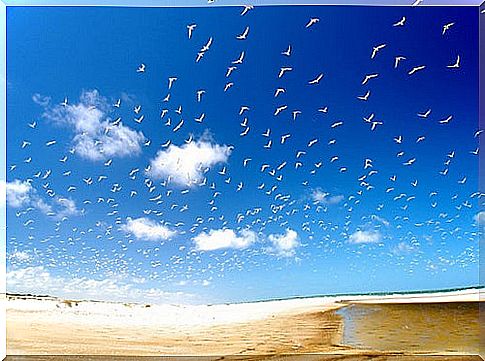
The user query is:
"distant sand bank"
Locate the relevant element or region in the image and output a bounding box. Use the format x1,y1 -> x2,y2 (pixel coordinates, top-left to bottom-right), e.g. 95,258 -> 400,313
6,288 -> 482,356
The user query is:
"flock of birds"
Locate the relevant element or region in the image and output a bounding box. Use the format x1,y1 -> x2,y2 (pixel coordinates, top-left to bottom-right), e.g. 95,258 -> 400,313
6,4 -> 482,298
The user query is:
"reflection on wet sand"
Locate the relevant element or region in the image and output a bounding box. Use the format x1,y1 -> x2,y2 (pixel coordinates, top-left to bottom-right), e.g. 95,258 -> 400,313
338,302 -> 479,353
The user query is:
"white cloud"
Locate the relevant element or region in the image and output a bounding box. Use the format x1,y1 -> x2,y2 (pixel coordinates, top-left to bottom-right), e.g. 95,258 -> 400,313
349,230 -> 382,244
7,266 -> 191,303
4,180 -> 33,208
268,229 -> 300,257
474,211 -> 485,226
121,217 -> 175,241
8,251 -> 32,263
193,228 -> 258,251
2,180 -> 79,219
392,242 -> 414,254
39,89 -> 145,161
311,188 -> 343,205
147,137 -> 231,187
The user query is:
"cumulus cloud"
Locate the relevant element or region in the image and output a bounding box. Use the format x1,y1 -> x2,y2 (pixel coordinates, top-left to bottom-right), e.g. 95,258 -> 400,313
7,266 -> 190,303
2,179 -> 79,219
349,230 -> 382,244
3,179 -> 33,208
121,217 -> 175,241
311,188 -> 344,205
147,137 -> 231,187
38,89 -> 145,161
268,229 -> 300,257
193,228 -> 258,251
392,242 -> 415,255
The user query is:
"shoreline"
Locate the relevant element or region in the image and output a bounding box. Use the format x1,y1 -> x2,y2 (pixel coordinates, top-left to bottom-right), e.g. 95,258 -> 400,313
7,289 -> 482,356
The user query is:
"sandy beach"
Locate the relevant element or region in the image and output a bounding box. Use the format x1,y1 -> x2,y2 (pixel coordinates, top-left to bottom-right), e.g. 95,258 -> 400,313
6,288 -> 482,358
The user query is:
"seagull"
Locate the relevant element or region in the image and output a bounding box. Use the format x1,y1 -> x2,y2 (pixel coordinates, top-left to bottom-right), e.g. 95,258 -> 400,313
278,67 -> 292,78
236,26 -> 250,40
357,90 -> 371,101
262,128 -> 271,137
137,63 -> 146,72
474,130 -> 484,138
113,99 -> 121,108
61,97 -> 68,107
370,121 -> 383,131
195,113 -> 205,123
241,5 -> 254,16
274,105 -> 288,116
458,176 -> 467,184
239,106 -> 250,115
403,158 -> 416,166
442,22 -> 454,35
282,45 -> 291,56
46,140 -> 57,147
232,51 -> 245,64
226,66 -> 237,77
447,55 -> 460,68
439,115 -> 453,124
305,18 -> 319,28
394,56 -> 406,68
371,44 -> 386,59
173,119 -> 184,132
361,73 -> 378,85
196,90 -> 205,102
196,52 -> 205,63
263,140 -> 272,149
331,121 -> 343,128
292,110 -> 301,120
281,134 -> 291,144
274,88 -> 285,97
243,158 -> 252,167
134,115 -> 144,124
408,65 -> 426,75
363,113 -> 375,123
394,135 -> 403,144
224,82 -> 234,92
168,77 -> 177,89
417,109 -> 431,118
308,73 -> 324,85
393,16 -> 406,26
187,24 -> 196,39
201,37 -> 213,52
134,105 -> 141,114
412,0 -> 423,6
308,138 -> 318,147
318,106 -> 328,113
28,121 -> 36,129
240,127 -> 250,137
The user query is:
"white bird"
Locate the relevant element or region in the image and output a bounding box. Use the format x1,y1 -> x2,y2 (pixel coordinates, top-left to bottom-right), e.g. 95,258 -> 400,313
274,105 -> 287,116
305,18 -> 319,28
308,73 -> 324,85
361,73 -> 378,85
274,88 -> 285,97
418,109 -> 431,118
357,90 -> 371,101
137,63 -> 146,72
46,140 -> 56,147
239,106 -> 250,115
134,105 -> 141,114
292,110 -> 301,120
308,138 -> 318,147
363,113 -> 375,123
442,22 -> 454,35
224,82 -> 234,92
282,45 -> 291,56
370,121 -> 383,131
168,77 -> 177,89
447,55 -> 460,68
240,127 -> 250,137
195,113 -> 205,123
196,90 -> 205,102
412,0 -> 423,6
61,97 -> 68,107
278,67 -> 292,78
394,56 -> 406,68
187,24 -> 196,39
236,26 -> 250,40
28,121 -> 36,129
371,44 -> 386,59
226,66 -> 237,77
439,115 -> 453,124
281,134 -> 291,144
232,51 -> 245,64
173,119 -> 184,132
262,128 -> 271,137
201,37 -> 213,52
393,16 -> 406,26
196,52 -> 205,63
240,5 -> 253,16
394,135 -> 403,144
113,99 -> 121,108
134,115 -> 144,124
408,65 -> 426,75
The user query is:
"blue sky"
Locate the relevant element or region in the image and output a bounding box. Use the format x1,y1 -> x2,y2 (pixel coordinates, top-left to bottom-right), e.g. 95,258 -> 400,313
4,5 -> 482,304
